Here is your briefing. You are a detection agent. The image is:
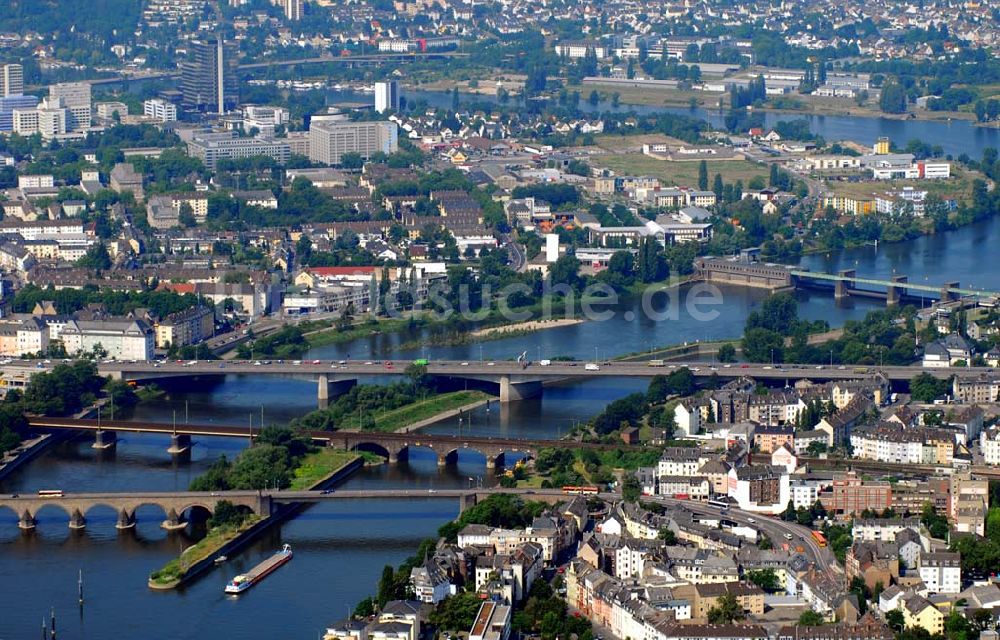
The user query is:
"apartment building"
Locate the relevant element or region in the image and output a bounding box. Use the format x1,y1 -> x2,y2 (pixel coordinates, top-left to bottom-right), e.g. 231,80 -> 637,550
307,120 -> 398,165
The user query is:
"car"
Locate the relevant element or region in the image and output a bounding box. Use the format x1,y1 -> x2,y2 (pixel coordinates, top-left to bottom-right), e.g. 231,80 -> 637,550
740,364 -> 749,368
338,360 -> 347,365
784,533 -> 794,540
292,360 -> 302,366
364,361 -> 374,365
723,364 -> 732,368
312,359 -> 321,365
838,365 -> 846,370
254,361 -> 262,366
460,362 -> 469,366
428,489 -> 437,493
747,517 -> 756,524
762,366 -> 772,370
487,362 -> 496,366
815,365 -> 823,369
321,489 -> 335,495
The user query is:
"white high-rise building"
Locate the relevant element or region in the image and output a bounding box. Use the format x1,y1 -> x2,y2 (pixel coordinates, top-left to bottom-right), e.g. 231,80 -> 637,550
48,82 -> 91,131
374,80 -> 399,114
1,64 -> 23,97
284,0 -> 302,20
13,98 -> 69,139
307,121 -> 398,166
143,98 -> 178,122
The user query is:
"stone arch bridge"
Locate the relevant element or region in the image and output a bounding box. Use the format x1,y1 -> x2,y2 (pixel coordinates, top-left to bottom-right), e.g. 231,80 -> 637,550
0,491 -> 269,531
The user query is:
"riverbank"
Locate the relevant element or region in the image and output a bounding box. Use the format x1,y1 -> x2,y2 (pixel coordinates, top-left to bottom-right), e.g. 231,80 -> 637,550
333,390 -> 492,432
0,433 -> 59,483
469,318 -> 585,339
147,453 -> 364,590
394,395 -> 493,433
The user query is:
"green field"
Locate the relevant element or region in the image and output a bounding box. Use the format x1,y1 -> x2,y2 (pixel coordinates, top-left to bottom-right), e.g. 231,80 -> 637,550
337,390 -> 490,432
289,449 -> 362,490
592,154 -> 769,187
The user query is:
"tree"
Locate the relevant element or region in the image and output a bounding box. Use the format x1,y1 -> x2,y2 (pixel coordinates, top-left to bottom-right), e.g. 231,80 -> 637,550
707,594 -> 745,624
698,159 -> 709,191
658,527 -> 677,544
910,373 -> 951,403
747,568 -> 782,593
742,327 -> 784,363
798,610 -> 826,626
886,609 -> 905,632
717,343 -> 737,363
208,500 -> 247,529
622,474 -> 641,503
340,152 -> 364,169
178,201 -> 196,227
879,82 -> 908,114
76,243 -> 112,270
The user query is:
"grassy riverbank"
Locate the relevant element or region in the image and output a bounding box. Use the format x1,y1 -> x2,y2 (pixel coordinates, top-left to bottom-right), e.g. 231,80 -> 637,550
148,449 -> 362,589
335,390 -> 490,432
289,449 -> 363,490
304,317 -> 416,348
149,515 -> 263,589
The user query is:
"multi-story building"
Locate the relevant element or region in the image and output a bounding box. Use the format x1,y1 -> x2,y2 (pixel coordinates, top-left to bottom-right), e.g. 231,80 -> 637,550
284,0 -> 302,20
375,80 -> 400,114
48,82 -> 91,131
60,318 -> 155,360
954,375 -> 1000,403
1,63 -> 23,97
186,132 -> 291,171
143,98 -> 178,122
981,427 -> 1000,465
155,306 -> 214,349
308,120 -> 398,165
181,37 -> 239,114
919,552 -> 961,594
820,472 -> 892,516
0,94 -> 39,132
727,465 -> 789,514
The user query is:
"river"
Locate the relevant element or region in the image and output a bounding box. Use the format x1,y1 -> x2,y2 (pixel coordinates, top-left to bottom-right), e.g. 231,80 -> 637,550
2,96 -> 999,639
328,88 -> 1000,159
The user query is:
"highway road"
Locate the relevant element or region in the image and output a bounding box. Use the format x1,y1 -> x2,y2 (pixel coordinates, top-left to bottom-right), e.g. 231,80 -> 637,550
0,357 -> 981,383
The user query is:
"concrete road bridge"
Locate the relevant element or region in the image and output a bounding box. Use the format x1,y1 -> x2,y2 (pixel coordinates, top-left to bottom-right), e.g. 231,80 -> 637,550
0,488 -> 592,532
0,359 -> 984,410
24,416 -> 635,465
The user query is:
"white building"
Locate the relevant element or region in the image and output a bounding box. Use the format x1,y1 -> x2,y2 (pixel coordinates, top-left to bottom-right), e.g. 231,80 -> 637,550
143,98 -> 178,122
919,552 -> 961,594
673,402 -> 702,437
48,82 -> 91,131
60,319 -> 154,360
308,120 -> 398,165
726,465 -> 790,514
375,81 -> 400,114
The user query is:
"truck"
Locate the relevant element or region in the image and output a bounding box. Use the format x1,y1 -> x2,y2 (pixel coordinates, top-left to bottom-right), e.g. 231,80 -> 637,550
539,359 -> 551,366
648,359 -> 665,367
413,358 -> 429,366
585,363 -> 600,371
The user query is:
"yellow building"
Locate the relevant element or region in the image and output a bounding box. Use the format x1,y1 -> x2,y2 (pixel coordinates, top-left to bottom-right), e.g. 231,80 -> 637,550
873,137 -> 891,155
902,596 -> 944,634
823,195 -> 875,215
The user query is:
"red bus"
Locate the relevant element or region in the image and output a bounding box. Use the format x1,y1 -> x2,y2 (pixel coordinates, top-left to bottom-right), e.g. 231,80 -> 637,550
811,530 -> 828,547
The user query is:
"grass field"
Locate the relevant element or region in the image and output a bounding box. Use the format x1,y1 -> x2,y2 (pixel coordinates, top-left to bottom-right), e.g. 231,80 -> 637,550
336,390 -> 490,432
289,449 -> 361,490
592,153 -> 769,186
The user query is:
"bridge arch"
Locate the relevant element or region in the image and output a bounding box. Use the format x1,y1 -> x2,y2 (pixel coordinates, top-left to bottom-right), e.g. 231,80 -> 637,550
351,441 -> 392,460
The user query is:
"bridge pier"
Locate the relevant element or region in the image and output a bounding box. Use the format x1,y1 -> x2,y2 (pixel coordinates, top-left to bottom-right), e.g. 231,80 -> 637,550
835,269 -> 856,300
499,377 -> 543,403
887,275 -> 908,306
459,493 -> 478,514
69,509 -> 86,530
92,429 -> 117,450
941,281 -> 960,303
318,374 -> 357,409
161,508 -> 186,531
486,452 -> 504,470
167,434 -> 191,455
18,510 -> 35,531
115,508 -> 135,530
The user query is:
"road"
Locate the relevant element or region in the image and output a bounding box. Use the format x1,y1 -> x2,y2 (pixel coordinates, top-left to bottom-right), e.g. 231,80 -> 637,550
0,357 -> 978,383
651,496 -> 841,573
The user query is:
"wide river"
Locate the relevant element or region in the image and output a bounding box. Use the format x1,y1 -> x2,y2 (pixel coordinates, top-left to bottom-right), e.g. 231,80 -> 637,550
1,112 -> 1000,638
